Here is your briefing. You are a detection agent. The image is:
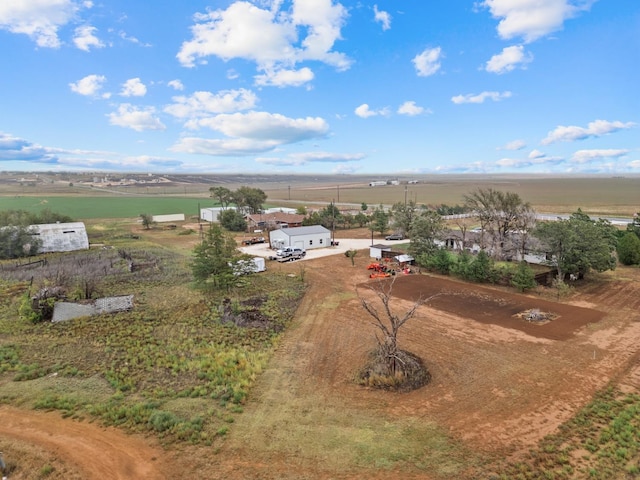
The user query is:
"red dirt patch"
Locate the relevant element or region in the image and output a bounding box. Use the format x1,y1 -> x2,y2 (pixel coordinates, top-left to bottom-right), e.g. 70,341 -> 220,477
381,274 -> 605,340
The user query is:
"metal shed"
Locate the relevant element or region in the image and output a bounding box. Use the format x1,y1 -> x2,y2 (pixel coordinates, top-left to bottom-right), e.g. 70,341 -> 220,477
200,207 -> 225,222
269,225 -> 331,251
369,243 -> 392,259
31,222 -> 89,253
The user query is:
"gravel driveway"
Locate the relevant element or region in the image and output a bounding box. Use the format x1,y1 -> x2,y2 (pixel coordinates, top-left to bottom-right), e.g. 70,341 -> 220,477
239,238 -> 395,260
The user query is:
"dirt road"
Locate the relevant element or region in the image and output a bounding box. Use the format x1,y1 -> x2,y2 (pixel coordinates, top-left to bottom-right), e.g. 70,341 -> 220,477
0,406 -> 167,479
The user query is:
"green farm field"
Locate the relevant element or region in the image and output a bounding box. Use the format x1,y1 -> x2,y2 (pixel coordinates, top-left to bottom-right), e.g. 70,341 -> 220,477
0,196 -> 207,220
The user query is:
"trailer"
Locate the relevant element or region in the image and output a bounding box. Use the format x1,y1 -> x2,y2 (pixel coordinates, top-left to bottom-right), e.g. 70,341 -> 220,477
242,236 -> 265,245
232,257 -> 267,274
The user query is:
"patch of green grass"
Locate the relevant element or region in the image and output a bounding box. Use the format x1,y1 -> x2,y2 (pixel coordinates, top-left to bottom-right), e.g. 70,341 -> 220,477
0,196 -> 207,220
496,387 -> 640,479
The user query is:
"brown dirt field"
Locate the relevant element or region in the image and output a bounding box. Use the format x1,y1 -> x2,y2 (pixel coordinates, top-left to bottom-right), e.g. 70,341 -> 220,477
0,406 -> 167,479
2,249 -> 640,479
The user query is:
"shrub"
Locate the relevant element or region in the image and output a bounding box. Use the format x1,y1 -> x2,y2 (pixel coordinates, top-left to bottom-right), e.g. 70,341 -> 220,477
148,410 -> 179,432
617,232 -> 640,265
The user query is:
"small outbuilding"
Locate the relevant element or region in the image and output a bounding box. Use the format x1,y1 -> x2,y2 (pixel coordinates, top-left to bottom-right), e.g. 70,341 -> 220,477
369,243 -> 392,259
200,207 -> 225,222
31,222 -> 89,253
269,225 -> 331,251
152,213 -> 185,223
394,254 -> 415,265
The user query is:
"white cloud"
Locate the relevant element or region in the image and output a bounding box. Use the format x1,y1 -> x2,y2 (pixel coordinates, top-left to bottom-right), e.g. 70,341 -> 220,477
69,74 -> 108,97
288,151 -> 364,163
165,89 -> 257,119
570,149 -> 628,164
542,120 -> 636,144
498,139 -> 526,150
0,0 -> 82,48
168,80 -> 184,91
451,91 -> 512,104
628,160 -> 640,169
73,25 -> 103,51
354,104 -> 390,118
397,101 -> 425,116
495,150 -> 564,169
481,0 -> 596,43
0,132 -> 58,163
120,78 -> 147,97
355,104 -> 375,118
0,131 -> 184,170
373,5 -> 391,31
412,47 -> 442,77
171,137 -> 281,156
118,30 -> 151,47
485,45 -> 533,74
193,111 -> 329,143
254,67 -> 314,87
256,151 -> 364,166
107,104 -> 166,132
177,0 -> 351,79
170,110 -> 329,157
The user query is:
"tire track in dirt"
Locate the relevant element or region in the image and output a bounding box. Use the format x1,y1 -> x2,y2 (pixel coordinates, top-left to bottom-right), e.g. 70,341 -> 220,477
0,406 -> 168,479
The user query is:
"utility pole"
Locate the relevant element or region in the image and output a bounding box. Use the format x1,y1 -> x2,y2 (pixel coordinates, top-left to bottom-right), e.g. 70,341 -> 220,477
288,185 -> 291,201
337,185 -> 340,202
332,198 -> 335,246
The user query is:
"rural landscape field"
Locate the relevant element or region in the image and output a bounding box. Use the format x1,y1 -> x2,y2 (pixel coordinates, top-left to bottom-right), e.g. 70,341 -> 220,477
1,172 -> 640,480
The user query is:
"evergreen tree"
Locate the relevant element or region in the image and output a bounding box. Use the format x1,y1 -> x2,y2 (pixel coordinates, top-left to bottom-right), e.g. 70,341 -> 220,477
369,205 -> 389,236
191,224 -> 242,290
511,262 -> 537,292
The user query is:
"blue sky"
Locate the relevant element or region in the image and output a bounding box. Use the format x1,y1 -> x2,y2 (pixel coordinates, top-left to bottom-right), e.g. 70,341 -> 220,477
0,0 -> 638,174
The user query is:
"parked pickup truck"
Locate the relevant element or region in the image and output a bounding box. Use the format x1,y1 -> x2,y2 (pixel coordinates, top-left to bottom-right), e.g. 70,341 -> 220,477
275,246 -> 306,261
242,236 -> 265,245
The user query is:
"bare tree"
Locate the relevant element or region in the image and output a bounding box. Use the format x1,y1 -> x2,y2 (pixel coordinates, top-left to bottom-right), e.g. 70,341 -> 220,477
453,215 -> 475,251
464,188 -> 532,259
357,277 -> 435,388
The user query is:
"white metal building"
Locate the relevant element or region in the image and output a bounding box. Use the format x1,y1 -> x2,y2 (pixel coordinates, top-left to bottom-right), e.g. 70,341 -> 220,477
30,222 -> 89,253
152,213 -> 185,223
269,225 -> 331,251
369,243 -> 392,259
200,207 -> 225,222
264,207 -> 298,214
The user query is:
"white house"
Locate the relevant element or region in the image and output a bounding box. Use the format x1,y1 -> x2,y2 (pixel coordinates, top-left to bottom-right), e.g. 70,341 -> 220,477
269,225 -> 331,251
30,222 -> 89,253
